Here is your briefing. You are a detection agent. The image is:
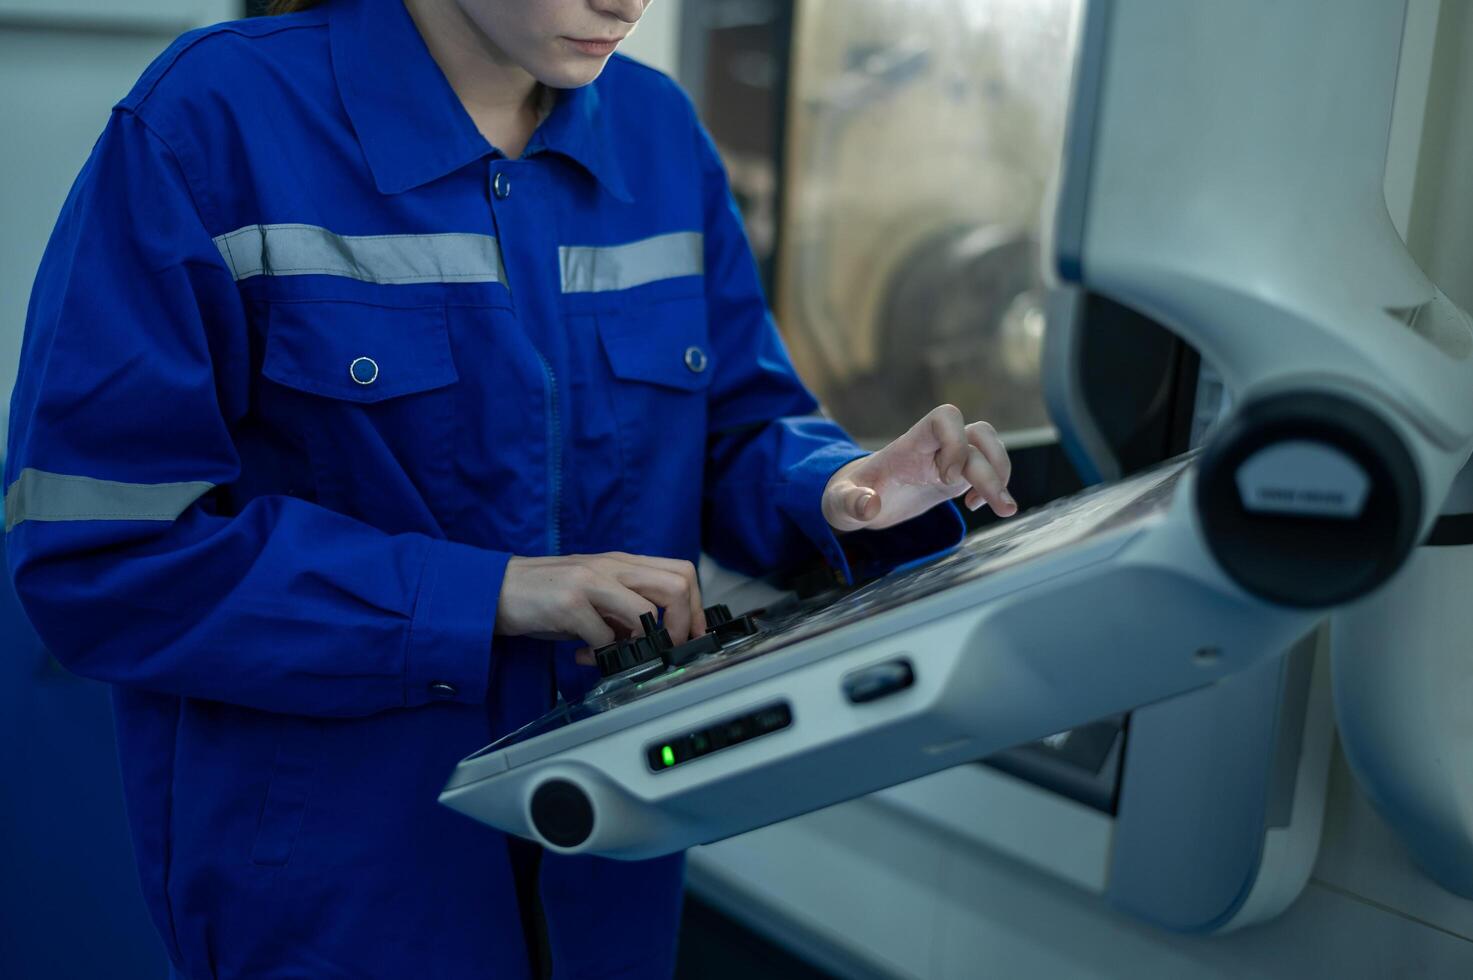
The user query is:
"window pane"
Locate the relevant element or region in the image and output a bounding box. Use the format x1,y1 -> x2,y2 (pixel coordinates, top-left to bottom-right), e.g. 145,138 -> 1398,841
775,0 -> 1081,444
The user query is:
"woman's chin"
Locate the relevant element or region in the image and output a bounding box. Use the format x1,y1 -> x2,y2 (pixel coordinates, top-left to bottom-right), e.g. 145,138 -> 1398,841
534,56 -> 614,90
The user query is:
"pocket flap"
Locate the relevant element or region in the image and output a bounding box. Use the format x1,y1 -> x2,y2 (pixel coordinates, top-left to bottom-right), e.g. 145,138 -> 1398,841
264,300 -> 457,403
596,296 -> 714,393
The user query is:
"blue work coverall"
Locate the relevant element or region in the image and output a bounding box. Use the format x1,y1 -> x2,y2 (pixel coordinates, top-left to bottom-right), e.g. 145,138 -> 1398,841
4,1 -> 961,976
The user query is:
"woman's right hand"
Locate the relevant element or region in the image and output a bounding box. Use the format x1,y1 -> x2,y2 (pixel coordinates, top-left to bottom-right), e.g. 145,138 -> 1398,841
495,553 -> 706,661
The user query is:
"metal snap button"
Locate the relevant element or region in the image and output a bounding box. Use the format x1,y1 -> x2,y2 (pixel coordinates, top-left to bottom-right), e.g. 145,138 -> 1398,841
350,356 -> 379,385
428,681 -> 458,699
493,172 -> 511,199
684,346 -> 708,373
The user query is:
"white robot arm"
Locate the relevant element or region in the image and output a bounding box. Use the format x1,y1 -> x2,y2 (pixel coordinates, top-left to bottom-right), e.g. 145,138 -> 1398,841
1051,0 -> 1471,606
1048,0 -> 1473,895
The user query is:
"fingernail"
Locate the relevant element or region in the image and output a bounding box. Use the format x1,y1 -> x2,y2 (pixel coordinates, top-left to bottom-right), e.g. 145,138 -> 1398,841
967,496 -> 982,512
1002,490 -> 1016,507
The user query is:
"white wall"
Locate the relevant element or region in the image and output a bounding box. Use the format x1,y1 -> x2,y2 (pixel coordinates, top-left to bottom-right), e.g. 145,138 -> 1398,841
1404,0 -> 1473,311
1386,0 -> 1441,239
618,0 -> 683,77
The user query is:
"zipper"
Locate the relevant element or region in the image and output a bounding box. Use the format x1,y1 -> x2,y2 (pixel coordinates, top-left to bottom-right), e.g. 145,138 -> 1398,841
533,349 -> 562,556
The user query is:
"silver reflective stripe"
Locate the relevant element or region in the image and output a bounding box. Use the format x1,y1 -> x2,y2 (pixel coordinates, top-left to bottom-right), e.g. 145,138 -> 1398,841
560,231 -> 704,293
212,224 -> 507,285
4,468 -> 214,533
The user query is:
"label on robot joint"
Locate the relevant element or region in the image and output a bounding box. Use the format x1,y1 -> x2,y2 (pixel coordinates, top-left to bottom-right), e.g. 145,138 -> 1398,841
1235,440 -> 1369,519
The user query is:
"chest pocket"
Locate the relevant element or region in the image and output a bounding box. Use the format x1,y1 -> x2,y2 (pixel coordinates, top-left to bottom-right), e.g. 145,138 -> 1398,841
596,293 -> 714,393
260,298 -> 459,524
263,299 -> 457,401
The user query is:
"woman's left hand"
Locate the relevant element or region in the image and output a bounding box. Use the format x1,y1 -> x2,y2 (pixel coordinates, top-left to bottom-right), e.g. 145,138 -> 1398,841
822,404 -> 1018,533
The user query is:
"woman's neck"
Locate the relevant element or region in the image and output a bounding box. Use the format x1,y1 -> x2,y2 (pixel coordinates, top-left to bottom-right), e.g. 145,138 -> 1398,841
402,0 -> 545,158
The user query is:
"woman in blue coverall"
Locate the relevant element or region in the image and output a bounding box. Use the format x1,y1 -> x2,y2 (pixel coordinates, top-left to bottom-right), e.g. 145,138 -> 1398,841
4,0 -> 1017,976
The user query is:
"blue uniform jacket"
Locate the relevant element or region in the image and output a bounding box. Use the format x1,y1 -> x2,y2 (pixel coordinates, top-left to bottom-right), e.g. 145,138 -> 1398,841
4,2 -> 961,977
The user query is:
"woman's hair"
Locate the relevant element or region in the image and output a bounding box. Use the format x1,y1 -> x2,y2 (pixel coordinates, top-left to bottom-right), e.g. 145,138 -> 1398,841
268,0 -> 325,12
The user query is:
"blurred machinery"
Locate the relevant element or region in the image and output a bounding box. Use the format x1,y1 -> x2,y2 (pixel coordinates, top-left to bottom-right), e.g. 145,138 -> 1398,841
773,0 -> 1077,441
683,0 -> 1076,443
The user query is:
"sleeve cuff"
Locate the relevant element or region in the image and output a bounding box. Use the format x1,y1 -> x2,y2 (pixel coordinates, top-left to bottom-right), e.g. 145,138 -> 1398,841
776,445 -> 967,586
404,537 -> 511,707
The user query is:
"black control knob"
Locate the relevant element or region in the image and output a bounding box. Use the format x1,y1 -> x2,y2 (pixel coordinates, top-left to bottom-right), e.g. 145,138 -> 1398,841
704,603 -> 734,628
593,613 -> 673,679
659,604 -> 762,668
703,603 -> 760,641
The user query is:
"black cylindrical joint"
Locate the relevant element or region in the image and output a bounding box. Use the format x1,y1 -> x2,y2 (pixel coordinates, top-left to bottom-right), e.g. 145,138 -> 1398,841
1195,391 -> 1422,608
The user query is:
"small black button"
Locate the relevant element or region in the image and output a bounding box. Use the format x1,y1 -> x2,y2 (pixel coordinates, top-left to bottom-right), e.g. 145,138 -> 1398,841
843,659 -> 915,704
672,736 -> 698,764
428,681 -> 458,699
752,704 -> 792,733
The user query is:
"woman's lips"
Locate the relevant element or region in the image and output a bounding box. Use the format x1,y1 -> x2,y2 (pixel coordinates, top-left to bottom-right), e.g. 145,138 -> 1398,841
564,36 -> 622,57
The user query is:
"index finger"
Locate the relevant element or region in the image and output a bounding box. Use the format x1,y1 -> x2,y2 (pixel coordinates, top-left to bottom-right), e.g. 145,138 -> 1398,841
608,554 -> 706,640
966,421 -> 1012,487
926,404 -> 969,485
608,563 -> 694,642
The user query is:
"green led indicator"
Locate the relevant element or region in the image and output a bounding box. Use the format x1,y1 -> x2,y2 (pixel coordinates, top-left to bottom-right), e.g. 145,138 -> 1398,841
661,745 -> 676,767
